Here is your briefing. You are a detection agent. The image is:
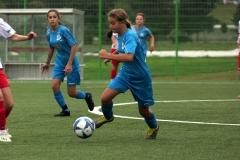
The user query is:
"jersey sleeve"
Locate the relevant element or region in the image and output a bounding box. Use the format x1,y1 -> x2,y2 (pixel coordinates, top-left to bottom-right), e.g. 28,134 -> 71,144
62,27 -> 77,47
146,27 -> 152,36
0,18 -> 16,39
124,34 -> 137,54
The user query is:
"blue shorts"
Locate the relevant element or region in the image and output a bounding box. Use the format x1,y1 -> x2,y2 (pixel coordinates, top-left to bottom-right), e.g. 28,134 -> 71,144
52,69 -> 80,86
52,54 -> 80,86
108,72 -> 154,107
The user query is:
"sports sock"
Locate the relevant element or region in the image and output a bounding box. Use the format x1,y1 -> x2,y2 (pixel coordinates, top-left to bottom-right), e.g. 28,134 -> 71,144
101,101 -> 113,120
111,69 -> 117,79
5,109 -> 12,118
61,105 -> 69,112
0,101 -> 6,130
144,112 -> 157,129
54,91 -> 69,112
76,90 -> 86,99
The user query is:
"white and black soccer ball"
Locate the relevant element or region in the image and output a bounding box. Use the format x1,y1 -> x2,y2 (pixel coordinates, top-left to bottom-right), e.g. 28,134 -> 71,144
73,116 -> 95,139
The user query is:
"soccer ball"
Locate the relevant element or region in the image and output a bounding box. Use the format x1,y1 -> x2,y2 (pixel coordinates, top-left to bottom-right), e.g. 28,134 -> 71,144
73,116 -> 95,139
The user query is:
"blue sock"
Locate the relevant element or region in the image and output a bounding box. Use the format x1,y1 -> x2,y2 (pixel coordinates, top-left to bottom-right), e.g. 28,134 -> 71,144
76,90 -> 86,99
54,91 -> 69,112
101,101 -> 113,120
145,112 -> 157,128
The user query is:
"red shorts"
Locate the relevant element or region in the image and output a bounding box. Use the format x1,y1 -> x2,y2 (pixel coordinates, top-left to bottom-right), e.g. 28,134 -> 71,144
0,69 -> 10,89
110,48 -> 120,66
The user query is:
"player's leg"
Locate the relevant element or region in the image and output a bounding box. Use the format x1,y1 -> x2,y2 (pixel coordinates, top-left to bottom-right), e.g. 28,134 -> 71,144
110,48 -> 119,81
0,71 -> 11,142
111,60 -> 119,81
52,78 -> 70,116
0,69 -> 13,115
94,88 -> 120,128
1,88 -> 13,138
138,106 -> 159,139
2,87 -> 14,117
130,80 -> 159,139
67,71 -> 94,111
94,75 -> 127,128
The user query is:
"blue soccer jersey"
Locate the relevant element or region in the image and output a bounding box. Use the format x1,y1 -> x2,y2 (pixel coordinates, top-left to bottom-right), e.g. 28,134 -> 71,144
132,25 -> 152,56
46,25 -> 80,85
108,28 -> 154,107
117,29 -> 150,79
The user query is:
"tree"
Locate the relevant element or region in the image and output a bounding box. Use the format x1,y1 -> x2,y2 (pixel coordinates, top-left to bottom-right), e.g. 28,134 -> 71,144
178,0 -> 219,42
28,0 -> 46,8
0,0 -> 6,8
221,23 -> 228,34
232,2 -> 240,32
130,0 -> 175,40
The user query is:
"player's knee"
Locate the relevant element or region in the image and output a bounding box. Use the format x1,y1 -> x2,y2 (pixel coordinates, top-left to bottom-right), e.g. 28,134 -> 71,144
68,91 -> 77,98
5,101 -> 14,110
138,107 -> 151,118
101,96 -> 111,106
52,84 -> 60,92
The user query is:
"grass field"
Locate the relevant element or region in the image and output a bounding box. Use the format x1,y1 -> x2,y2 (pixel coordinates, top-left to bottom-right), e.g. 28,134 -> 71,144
1,80 -> 240,160
83,56 -> 239,81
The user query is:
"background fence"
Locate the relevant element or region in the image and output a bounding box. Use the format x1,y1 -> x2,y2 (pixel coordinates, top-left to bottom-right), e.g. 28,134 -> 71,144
0,0 -> 240,80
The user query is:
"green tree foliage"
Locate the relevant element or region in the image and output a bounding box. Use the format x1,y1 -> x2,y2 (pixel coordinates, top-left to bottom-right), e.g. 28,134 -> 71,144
0,0 -> 6,8
232,2 -> 240,28
221,23 -> 228,34
0,0 -> 225,44
28,0 -> 46,8
129,0 -> 175,40
178,0 -> 219,42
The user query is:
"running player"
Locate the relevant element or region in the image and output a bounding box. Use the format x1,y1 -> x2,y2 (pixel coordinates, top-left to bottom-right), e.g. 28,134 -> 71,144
132,13 -> 154,59
94,9 -> 159,139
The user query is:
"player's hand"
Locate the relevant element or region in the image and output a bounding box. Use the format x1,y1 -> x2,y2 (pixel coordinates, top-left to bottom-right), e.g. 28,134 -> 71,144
27,31 -> 37,40
40,63 -> 49,74
113,42 -> 117,48
149,46 -> 154,53
104,59 -> 110,66
64,63 -> 72,75
99,49 -> 109,59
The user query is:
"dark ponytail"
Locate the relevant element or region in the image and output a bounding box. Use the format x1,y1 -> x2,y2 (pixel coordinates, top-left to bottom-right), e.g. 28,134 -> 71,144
107,30 -> 113,39
126,21 -> 131,29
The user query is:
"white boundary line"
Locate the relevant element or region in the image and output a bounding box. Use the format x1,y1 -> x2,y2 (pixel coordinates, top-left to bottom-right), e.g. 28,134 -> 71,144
89,99 -> 240,126
8,80 -> 240,85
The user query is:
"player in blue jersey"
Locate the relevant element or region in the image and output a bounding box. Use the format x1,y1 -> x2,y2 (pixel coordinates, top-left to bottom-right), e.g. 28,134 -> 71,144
94,9 -> 159,139
132,13 -> 154,58
41,9 -> 94,116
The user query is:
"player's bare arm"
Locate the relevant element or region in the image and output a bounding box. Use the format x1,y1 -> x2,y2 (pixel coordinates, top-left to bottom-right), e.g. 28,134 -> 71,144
149,35 -> 154,52
41,49 -> 54,74
9,31 -> 37,41
99,49 -> 134,62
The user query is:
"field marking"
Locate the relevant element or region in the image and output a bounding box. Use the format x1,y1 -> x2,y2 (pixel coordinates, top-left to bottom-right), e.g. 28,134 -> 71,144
89,99 -> 240,126
9,80 -> 240,85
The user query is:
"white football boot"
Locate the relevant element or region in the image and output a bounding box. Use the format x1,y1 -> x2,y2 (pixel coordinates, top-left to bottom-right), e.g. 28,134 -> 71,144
0,129 -> 11,142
